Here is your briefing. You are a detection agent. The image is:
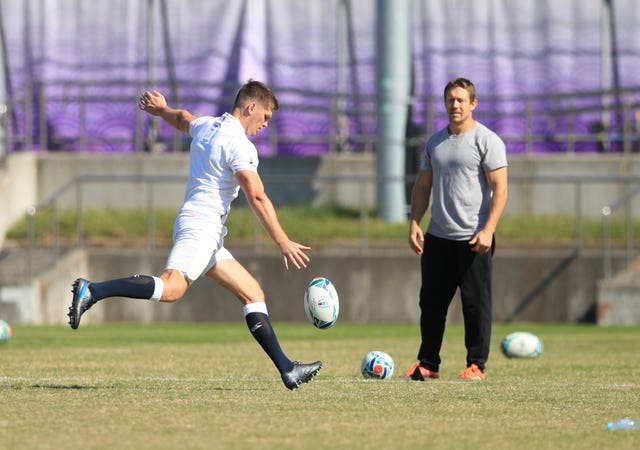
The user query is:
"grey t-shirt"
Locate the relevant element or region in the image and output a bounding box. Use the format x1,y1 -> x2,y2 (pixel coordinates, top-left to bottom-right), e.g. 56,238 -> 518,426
420,121 -> 507,240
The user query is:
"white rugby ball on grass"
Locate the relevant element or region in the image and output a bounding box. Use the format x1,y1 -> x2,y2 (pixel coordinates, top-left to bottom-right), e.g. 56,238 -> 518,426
361,350 -> 395,380
304,277 -> 339,329
501,331 -> 543,358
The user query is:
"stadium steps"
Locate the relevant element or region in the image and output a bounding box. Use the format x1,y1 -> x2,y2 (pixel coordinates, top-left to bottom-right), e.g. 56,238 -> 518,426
596,254 -> 640,325
0,246 -> 85,325
0,245 -> 60,285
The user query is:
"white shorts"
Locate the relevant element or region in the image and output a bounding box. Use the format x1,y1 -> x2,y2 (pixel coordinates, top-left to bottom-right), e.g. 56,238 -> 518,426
165,212 -> 234,283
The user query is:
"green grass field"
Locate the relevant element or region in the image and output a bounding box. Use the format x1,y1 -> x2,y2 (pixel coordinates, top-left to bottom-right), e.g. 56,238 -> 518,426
1,323 -> 639,449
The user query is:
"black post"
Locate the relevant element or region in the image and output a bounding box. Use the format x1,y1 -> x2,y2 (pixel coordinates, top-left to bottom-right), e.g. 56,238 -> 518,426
605,0 -> 624,152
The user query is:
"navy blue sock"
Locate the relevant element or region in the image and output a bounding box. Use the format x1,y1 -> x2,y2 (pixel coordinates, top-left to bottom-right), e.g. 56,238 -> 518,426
88,275 -> 156,301
245,312 -> 293,374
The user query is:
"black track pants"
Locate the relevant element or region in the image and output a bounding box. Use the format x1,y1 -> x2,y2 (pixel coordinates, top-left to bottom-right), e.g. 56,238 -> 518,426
417,233 -> 494,372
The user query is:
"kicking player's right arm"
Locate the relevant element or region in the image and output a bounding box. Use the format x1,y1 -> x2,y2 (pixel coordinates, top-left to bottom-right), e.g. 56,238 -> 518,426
235,169 -> 311,270
138,90 -> 195,134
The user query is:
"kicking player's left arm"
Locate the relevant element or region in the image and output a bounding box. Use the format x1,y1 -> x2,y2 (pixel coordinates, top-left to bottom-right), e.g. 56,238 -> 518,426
235,169 -> 311,270
138,90 -> 195,134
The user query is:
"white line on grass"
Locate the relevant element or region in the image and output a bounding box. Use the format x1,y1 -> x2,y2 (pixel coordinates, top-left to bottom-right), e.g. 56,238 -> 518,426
5,376 -> 631,387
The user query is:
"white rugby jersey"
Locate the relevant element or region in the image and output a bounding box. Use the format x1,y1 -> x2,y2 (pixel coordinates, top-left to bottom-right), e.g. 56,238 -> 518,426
179,113 -> 258,220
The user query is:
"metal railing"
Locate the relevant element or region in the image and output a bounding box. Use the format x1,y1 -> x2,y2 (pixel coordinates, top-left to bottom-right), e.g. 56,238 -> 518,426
4,80 -> 640,155
22,173 -> 382,280
24,174 -> 186,280
21,172 -> 640,283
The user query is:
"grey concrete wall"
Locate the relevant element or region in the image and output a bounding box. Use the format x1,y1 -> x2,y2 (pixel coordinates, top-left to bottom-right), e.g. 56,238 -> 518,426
505,155 -> 640,217
0,248 -> 97,325
0,153 -> 38,248
27,246 -> 616,326
24,152 -> 640,219
36,153 -> 189,210
2,152 -> 639,325
38,248 -> 98,325
34,153 -> 323,210
83,248 -> 424,325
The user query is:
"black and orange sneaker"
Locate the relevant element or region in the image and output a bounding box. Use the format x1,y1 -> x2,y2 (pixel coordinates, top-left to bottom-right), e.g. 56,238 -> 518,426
403,362 -> 439,381
457,364 -> 486,380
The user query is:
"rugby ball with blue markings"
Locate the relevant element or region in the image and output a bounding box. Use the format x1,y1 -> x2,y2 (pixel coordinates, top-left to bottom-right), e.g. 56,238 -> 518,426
361,351 -> 394,380
501,332 -> 543,358
304,277 -> 339,329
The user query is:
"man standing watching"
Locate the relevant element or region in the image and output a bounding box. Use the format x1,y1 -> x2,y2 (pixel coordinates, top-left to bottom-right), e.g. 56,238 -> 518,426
405,78 -> 508,381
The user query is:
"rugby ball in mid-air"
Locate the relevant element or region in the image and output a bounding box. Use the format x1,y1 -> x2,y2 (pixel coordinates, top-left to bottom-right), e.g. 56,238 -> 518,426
361,351 -> 395,380
304,277 -> 339,329
501,332 -> 543,358
0,320 -> 12,343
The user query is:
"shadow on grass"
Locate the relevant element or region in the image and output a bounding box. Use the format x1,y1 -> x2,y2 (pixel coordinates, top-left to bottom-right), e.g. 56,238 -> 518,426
29,384 -> 105,390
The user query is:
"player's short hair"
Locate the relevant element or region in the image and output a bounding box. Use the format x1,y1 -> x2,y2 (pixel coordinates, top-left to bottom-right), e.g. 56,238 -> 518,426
444,77 -> 476,102
233,79 -> 279,111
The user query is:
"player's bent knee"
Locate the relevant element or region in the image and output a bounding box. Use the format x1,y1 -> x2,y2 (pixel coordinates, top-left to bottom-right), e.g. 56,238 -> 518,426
160,290 -> 184,303
159,270 -> 189,302
160,282 -> 188,302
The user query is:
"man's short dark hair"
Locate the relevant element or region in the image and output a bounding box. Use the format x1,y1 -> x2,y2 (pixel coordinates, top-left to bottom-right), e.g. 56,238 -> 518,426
444,78 -> 476,102
234,79 -> 279,111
